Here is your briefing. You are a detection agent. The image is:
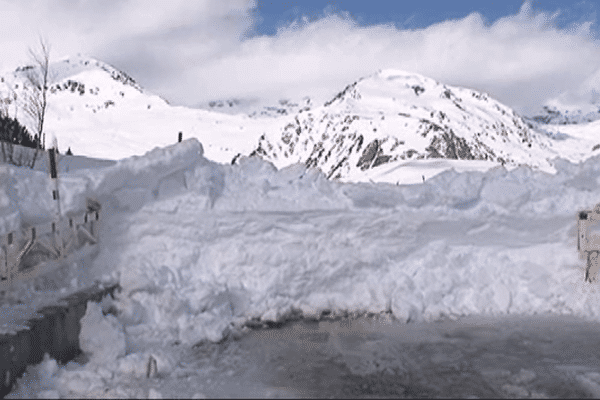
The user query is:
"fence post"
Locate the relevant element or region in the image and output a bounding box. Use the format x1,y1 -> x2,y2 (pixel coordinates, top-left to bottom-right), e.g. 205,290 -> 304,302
0,245 -> 7,285
178,131 -> 182,143
48,145 -> 66,257
69,218 -> 78,252
6,232 -> 16,287
48,147 -> 61,218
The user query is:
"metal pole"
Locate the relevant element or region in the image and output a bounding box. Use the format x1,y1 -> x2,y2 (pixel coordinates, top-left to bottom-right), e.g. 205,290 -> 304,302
48,141 -> 61,220
48,142 -> 64,257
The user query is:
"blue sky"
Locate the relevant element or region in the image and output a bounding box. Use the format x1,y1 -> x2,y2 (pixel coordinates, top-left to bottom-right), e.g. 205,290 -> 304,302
250,1 -> 597,36
1,0 -> 600,115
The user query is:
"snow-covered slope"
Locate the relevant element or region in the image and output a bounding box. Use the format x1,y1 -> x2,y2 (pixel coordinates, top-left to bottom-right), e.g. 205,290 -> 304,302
200,96 -> 314,118
250,69 -> 559,182
0,55 -> 272,163
522,116 -> 600,166
5,58 -> 600,185
529,104 -> 600,125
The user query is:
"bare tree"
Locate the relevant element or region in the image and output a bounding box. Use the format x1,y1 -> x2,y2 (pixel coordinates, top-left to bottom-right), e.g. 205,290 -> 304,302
23,36 -> 53,168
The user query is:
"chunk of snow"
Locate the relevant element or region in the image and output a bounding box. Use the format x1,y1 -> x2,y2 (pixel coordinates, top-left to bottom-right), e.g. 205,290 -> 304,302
79,301 -> 126,364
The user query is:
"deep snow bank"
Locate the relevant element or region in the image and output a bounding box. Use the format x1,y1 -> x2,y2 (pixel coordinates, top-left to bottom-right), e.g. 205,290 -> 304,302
69,140 -> 600,348
6,138 -> 600,398
0,140 -> 203,233
3,139 -> 600,349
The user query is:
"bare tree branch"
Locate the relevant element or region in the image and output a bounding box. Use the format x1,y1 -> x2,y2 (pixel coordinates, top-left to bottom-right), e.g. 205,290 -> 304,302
24,36 -> 52,153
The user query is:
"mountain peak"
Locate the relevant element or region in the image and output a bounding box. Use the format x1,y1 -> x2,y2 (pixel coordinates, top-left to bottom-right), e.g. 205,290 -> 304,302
251,68 -> 553,182
322,67 -> 497,114
54,55 -> 142,92
376,68 -> 431,81
9,54 -> 143,94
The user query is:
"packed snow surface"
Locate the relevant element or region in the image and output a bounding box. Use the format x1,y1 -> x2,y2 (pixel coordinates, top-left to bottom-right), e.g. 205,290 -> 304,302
3,138 -> 600,397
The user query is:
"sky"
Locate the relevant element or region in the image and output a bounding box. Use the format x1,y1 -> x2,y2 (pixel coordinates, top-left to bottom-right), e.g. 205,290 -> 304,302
0,0 -> 600,116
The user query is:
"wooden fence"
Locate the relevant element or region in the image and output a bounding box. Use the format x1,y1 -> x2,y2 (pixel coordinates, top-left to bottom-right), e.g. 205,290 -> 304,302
0,198 -> 100,291
578,203 -> 600,283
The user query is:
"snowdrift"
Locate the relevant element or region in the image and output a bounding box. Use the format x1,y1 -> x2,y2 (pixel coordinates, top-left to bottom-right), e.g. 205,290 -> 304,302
2,138 -> 600,350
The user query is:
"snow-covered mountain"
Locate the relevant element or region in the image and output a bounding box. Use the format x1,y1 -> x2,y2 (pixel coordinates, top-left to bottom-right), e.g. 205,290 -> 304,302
249,69 -> 558,181
529,104 -> 600,125
5,60 -> 600,399
4,56 -> 600,184
0,55 -> 275,163
1,55 -> 147,119
200,96 -> 314,118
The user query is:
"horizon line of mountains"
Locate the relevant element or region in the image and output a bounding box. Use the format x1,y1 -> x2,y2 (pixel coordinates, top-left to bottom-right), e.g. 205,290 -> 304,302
1,55 -> 598,182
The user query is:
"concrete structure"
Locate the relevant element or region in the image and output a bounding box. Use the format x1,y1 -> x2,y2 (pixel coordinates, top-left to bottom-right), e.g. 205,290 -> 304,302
0,283 -> 120,398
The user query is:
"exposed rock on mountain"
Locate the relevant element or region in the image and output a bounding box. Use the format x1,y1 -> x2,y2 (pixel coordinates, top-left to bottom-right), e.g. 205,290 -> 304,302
250,69 -> 552,180
0,58 -> 583,184
529,105 -> 600,125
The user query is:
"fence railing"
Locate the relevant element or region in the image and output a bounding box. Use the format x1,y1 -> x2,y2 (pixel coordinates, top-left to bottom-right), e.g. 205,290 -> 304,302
0,198 -> 101,291
578,203 -> 600,283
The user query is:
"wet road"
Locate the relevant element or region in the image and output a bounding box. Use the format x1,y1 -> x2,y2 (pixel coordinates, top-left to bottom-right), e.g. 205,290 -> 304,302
179,313 -> 600,398
10,312 -> 600,398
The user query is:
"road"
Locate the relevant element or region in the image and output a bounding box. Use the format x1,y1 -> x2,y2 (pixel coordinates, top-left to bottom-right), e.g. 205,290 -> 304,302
169,313 -> 600,399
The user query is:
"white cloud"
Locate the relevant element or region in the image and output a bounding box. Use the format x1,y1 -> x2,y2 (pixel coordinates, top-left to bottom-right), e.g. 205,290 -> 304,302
171,3 -> 600,115
0,0 -> 256,74
0,0 -> 599,116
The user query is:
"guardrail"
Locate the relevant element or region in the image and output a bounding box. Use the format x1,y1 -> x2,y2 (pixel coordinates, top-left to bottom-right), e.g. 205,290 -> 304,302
578,203 -> 600,283
0,198 -> 100,291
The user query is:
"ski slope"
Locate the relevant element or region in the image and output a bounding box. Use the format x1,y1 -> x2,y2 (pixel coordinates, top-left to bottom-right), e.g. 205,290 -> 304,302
2,138 -> 600,398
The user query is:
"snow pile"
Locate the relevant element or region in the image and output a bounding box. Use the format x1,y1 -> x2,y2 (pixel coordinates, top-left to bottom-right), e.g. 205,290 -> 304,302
79,302 -> 126,365
0,139 -> 203,229
0,164 -> 58,232
216,156 -> 352,211
68,139 -> 600,346
4,137 -> 600,397
0,166 -> 20,235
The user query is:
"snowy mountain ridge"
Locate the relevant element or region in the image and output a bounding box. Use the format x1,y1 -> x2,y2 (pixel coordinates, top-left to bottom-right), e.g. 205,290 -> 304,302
201,96 -> 314,118
0,55 -> 269,163
8,54 -> 143,93
249,69 -> 557,181
3,56 -> 600,184
529,103 -> 600,125
0,55 -> 172,149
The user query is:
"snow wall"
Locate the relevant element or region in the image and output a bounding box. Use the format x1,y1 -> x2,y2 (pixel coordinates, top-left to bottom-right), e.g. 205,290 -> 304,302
1,138 -> 600,347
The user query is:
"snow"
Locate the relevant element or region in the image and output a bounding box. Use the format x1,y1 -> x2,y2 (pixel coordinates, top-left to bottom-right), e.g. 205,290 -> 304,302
253,67 -> 562,184
0,56 -> 275,164
79,302 -> 127,365
537,119 -> 600,161
359,158 -> 520,185
6,56 -> 600,188
4,137 -> 600,398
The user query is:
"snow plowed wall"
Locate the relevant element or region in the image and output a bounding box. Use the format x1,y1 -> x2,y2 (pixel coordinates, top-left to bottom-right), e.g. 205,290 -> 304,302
2,138 -> 600,347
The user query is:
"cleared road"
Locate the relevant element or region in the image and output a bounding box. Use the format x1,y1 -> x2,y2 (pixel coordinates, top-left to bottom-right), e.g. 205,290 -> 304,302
174,313 -> 600,399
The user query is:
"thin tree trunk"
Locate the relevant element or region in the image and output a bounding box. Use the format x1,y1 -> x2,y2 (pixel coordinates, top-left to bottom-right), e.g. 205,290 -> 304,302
25,37 -> 51,155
